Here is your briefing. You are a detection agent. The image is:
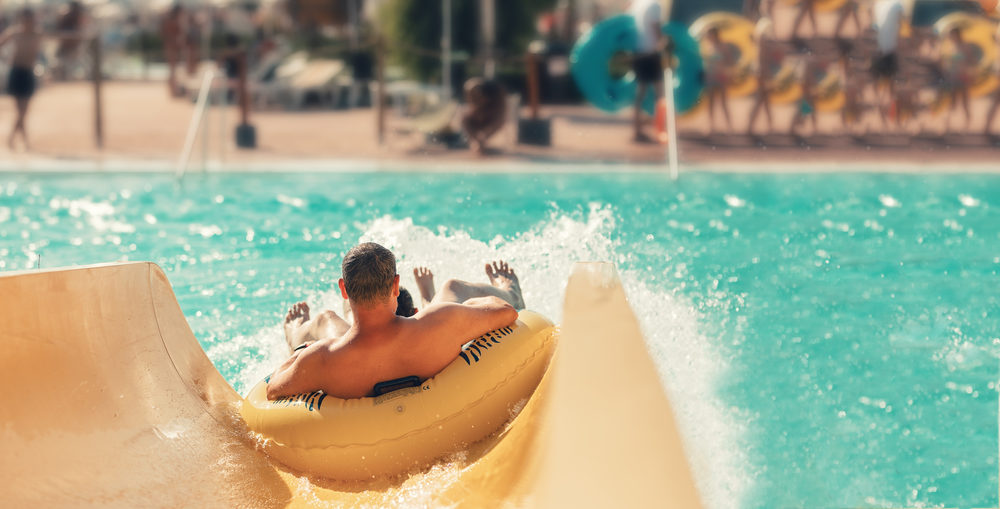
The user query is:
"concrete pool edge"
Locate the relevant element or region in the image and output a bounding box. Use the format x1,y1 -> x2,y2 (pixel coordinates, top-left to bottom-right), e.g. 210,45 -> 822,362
0,156 -> 999,174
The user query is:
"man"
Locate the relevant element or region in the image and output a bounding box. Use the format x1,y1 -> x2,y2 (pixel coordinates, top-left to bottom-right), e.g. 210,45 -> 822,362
0,9 -> 43,150
870,0 -> 903,130
268,243 -> 524,400
628,0 -> 663,143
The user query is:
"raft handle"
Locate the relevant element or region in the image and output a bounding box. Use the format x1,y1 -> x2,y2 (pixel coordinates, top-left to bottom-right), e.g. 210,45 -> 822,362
372,376 -> 422,396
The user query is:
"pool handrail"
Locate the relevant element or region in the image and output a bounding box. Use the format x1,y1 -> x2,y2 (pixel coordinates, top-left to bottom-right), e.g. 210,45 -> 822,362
176,68 -> 217,179
664,67 -> 680,181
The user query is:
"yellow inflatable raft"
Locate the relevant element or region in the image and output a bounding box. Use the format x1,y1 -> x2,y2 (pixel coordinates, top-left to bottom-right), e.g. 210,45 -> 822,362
689,12 -> 759,98
935,12 -> 1000,99
241,310 -> 557,480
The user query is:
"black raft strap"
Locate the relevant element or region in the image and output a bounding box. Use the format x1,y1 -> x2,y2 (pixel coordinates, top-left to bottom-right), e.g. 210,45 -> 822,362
371,376 -> 422,396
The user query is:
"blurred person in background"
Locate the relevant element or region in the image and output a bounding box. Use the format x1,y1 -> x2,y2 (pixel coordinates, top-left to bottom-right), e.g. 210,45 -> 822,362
184,10 -> 202,76
0,9 -> 42,150
942,27 -> 973,134
218,32 -> 247,103
628,0 -> 663,143
789,56 -> 820,141
838,44 -> 866,136
746,18 -> 780,137
161,4 -> 184,97
833,0 -> 864,40
704,27 -> 735,134
461,78 -> 508,155
53,1 -> 85,80
791,0 -> 818,40
981,26 -> 1000,138
870,0 -> 902,129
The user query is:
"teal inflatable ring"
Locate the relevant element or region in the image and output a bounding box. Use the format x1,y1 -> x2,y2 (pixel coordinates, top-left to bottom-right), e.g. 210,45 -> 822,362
570,16 -> 703,115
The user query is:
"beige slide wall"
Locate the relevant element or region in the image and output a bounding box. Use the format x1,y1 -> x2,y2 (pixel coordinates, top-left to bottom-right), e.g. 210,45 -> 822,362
0,261 -> 702,508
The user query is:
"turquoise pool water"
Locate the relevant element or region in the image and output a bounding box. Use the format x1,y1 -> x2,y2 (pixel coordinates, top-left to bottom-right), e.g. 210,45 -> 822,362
1,171 -> 998,508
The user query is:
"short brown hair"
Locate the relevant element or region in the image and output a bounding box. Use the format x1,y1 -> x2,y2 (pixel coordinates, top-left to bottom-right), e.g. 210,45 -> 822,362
342,243 -> 396,305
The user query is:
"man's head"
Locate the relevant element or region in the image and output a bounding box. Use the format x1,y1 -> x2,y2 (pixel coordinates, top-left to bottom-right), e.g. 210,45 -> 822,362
339,242 -> 398,308
20,8 -> 35,29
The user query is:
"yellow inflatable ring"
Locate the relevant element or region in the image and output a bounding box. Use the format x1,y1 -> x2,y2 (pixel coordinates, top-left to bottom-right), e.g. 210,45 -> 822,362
814,89 -> 846,113
768,64 -> 803,105
935,13 -> 1000,98
813,66 -> 846,113
241,310 -> 557,481
690,12 -> 759,98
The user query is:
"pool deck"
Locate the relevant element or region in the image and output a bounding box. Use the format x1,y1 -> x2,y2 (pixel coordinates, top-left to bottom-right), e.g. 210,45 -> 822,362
0,81 -> 999,173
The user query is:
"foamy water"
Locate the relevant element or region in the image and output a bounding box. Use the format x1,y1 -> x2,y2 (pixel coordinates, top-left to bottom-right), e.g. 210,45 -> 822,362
226,206 -> 744,508
4,171 -> 999,508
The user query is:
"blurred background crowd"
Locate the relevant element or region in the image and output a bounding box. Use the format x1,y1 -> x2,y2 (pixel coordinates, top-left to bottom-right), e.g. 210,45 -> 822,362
3,0 -> 1000,160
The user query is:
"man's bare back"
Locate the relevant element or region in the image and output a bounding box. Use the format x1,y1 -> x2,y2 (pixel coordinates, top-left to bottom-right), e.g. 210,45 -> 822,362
267,253 -> 524,400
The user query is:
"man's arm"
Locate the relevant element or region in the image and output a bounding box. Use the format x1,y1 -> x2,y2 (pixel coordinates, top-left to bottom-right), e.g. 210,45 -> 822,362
266,348 -> 323,400
408,296 -> 518,373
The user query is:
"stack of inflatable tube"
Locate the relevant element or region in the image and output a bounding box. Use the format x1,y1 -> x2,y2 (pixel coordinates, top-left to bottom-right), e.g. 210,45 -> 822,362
768,65 -> 803,105
570,14 -> 703,115
813,64 -> 847,113
689,12 -> 759,98
934,12 -> 999,99
241,310 -> 557,480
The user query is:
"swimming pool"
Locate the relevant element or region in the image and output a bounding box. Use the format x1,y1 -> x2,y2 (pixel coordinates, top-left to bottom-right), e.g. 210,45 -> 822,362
1,170 -> 998,508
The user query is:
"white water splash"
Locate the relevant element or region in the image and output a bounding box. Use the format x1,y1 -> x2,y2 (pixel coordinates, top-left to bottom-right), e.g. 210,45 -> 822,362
217,206 -> 744,508
879,195 -> 901,208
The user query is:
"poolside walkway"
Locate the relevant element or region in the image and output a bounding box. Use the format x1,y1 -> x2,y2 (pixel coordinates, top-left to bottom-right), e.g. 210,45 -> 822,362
0,80 -> 998,172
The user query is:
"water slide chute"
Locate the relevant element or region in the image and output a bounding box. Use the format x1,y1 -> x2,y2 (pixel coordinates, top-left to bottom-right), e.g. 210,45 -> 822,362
0,262 -> 703,507
570,15 -> 703,115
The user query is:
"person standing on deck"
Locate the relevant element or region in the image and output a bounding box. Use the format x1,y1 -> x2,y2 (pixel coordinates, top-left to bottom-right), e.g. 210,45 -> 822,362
870,0 -> 903,130
746,18 -> 781,137
161,4 -> 184,98
791,0 -> 819,40
704,27 -> 736,134
53,1 -> 86,81
0,9 -> 43,151
461,78 -> 508,155
982,25 -> 1000,138
628,0 -> 663,144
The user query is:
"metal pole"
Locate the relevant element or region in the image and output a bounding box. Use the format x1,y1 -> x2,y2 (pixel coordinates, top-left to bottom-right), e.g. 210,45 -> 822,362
377,37 -> 386,146
481,0 -> 496,79
177,69 -> 215,178
348,0 -> 359,50
219,78 -> 226,163
202,76 -> 210,172
527,51 -> 540,120
663,67 -> 679,181
442,0 -> 452,98
92,35 -> 103,149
